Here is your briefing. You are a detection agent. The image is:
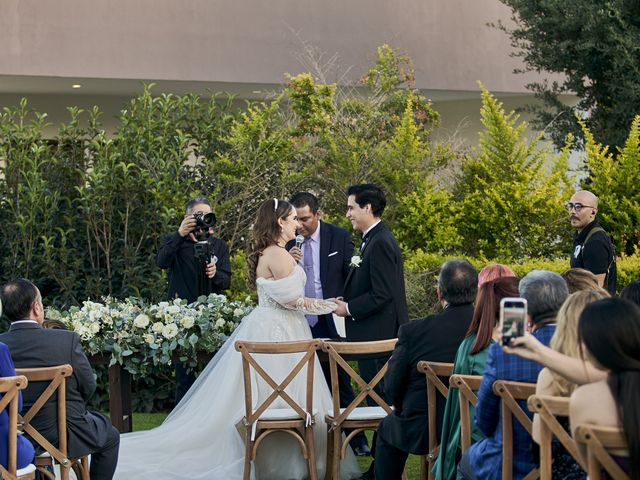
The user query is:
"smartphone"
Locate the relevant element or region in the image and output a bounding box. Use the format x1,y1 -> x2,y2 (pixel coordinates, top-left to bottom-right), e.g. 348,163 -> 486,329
500,297 -> 527,346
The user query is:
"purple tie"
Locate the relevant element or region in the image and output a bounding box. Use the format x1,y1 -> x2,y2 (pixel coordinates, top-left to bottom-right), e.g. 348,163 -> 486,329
303,240 -> 319,327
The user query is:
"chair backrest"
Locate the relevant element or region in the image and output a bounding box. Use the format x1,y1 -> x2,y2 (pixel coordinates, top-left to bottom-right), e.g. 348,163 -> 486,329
15,365 -> 73,467
416,362 -> 453,455
527,394 -> 586,479
492,380 -> 538,480
0,375 -> 29,477
234,340 -> 321,427
416,361 -> 453,480
574,424 -> 629,480
321,339 -> 398,423
449,374 -> 482,453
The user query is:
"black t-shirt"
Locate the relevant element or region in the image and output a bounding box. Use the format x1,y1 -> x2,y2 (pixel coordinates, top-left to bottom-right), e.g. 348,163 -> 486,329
570,220 -> 617,294
156,232 -> 232,302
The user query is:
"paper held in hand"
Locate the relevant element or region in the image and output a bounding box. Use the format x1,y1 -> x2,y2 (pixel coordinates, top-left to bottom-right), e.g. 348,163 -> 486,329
332,313 -> 346,338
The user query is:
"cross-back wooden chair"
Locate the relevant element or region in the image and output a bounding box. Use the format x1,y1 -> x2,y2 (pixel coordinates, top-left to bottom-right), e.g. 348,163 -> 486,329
15,365 -> 89,480
0,375 -> 36,480
321,338 -> 398,480
235,339 -> 321,480
527,394 -> 586,479
449,374 -> 483,454
574,424 -> 629,480
492,380 -> 539,480
416,361 -> 453,480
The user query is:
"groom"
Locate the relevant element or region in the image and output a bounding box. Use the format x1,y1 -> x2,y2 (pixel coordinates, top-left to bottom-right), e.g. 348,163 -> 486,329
334,184 -> 408,394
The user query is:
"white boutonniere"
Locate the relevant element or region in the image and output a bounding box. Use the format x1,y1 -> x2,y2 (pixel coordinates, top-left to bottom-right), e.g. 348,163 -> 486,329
350,248 -> 362,268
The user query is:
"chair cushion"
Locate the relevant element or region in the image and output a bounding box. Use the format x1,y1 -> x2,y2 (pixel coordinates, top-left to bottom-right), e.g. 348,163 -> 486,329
340,406 -> 389,420
259,408 -> 319,421
17,463 -> 37,476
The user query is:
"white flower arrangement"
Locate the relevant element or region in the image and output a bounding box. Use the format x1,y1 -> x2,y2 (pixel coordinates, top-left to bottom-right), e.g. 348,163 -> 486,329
45,293 -> 254,377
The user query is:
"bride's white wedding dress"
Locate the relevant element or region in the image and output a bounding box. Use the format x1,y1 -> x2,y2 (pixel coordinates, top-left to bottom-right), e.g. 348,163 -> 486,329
114,265 -> 361,479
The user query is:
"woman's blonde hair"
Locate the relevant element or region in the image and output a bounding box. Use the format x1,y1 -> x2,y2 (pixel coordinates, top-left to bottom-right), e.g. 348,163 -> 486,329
549,288 -> 609,395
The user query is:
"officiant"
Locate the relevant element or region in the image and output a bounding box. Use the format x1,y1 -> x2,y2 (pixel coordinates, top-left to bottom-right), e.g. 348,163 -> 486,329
287,191 -> 371,456
156,196 -> 231,404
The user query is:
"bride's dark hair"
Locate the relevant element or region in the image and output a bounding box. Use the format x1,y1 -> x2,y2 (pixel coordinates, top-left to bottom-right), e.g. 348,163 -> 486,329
246,198 -> 294,290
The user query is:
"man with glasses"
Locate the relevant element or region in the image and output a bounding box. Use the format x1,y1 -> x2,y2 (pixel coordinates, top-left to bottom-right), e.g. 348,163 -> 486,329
566,190 -> 617,294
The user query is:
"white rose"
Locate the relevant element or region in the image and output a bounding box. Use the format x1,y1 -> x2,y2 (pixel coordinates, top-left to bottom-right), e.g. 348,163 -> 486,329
162,323 -> 179,340
89,322 -> 100,334
233,308 -> 244,317
215,318 -> 226,329
350,255 -> 362,267
143,333 -> 156,345
180,316 -> 195,329
167,305 -> 180,315
133,314 -> 151,329
152,322 -> 164,334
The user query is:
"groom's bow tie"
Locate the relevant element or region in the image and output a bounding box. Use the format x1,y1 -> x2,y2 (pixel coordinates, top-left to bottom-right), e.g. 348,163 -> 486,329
360,233 -> 370,252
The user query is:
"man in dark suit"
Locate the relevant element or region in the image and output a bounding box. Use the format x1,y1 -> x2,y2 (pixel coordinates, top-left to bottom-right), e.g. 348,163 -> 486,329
287,191 -> 370,455
374,260 -> 478,479
0,279 -> 120,480
334,184 -> 409,388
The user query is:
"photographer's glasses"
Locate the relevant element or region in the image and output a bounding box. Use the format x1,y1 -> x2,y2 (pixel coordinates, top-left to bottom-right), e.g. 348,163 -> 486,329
564,202 -> 595,213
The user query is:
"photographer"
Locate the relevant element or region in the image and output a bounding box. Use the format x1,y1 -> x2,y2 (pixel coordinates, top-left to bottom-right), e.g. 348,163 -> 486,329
156,196 -> 231,403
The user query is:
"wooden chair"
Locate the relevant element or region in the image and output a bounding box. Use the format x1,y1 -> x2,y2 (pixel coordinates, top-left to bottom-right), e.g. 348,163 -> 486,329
574,424 -> 629,480
0,375 -> 36,480
527,394 -> 586,479
322,339 -> 398,480
235,339 -> 321,480
15,365 -> 90,480
492,380 -> 539,480
449,374 -> 482,454
416,361 -> 453,480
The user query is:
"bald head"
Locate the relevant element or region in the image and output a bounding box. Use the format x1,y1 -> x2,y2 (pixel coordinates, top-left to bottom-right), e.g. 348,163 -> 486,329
568,190 -> 598,230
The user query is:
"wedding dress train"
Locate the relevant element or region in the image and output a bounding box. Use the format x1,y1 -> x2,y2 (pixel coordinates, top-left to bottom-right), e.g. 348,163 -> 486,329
114,265 -> 361,479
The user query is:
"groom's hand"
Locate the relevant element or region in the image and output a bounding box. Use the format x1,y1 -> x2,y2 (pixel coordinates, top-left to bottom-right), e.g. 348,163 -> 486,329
333,299 -> 349,317
289,246 -> 302,263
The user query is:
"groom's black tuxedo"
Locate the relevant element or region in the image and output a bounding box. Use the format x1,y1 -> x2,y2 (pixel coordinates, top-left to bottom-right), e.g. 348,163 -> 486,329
343,221 -> 408,342
0,322 -> 120,480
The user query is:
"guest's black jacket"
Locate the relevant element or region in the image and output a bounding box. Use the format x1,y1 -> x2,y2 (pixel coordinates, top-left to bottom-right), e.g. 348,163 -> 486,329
0,322 -> 113,458
378,303 -> 474,454
156,232 -> 231,302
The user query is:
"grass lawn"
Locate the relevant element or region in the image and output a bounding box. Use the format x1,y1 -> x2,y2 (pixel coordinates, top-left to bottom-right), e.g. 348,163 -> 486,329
132,413 -> 423,479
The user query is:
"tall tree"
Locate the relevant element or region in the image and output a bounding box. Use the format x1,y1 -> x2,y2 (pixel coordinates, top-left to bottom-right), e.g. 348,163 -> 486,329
498,0 -> 640,150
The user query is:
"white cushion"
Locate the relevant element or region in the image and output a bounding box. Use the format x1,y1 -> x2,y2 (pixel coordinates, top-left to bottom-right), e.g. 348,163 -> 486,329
36,452 -> 51,458
340,406 -> 388,420
259,408 -> 318,421
17,463 -> 37,476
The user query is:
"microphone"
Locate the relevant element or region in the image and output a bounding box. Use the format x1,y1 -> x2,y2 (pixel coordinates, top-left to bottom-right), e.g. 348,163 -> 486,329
295,234 -> 305,249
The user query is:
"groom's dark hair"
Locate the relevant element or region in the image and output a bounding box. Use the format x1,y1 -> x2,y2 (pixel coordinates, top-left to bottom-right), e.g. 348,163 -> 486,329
290,192 -> 320,213
347,184 -> 386,217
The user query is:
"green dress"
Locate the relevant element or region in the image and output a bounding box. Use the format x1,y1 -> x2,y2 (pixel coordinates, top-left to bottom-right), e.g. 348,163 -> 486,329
432,334 -> 492,480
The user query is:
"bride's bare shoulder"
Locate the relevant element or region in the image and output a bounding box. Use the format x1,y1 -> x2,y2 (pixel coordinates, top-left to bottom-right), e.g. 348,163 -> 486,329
258,246 -> 296,280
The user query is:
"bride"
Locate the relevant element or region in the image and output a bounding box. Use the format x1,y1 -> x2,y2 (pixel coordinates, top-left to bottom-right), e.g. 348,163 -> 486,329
114,198 -> 362,480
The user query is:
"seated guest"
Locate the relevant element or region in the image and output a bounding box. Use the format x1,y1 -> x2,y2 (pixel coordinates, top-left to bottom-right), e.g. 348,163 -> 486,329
373,260 -> 478,480
570,298 -> 640,478
620,280 -> 640,306
0,328 -> 35,471
532,289 -> 608,480
0,279 -> 120,480
561,268 -> 600,294
477,263 -> 516,287
433,276 -> 519,480
458,270 -> 568,480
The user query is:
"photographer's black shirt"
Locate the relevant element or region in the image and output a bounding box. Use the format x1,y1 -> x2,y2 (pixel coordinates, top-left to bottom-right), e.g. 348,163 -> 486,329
570,220 -> 617,294
156,232 -> 231,302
